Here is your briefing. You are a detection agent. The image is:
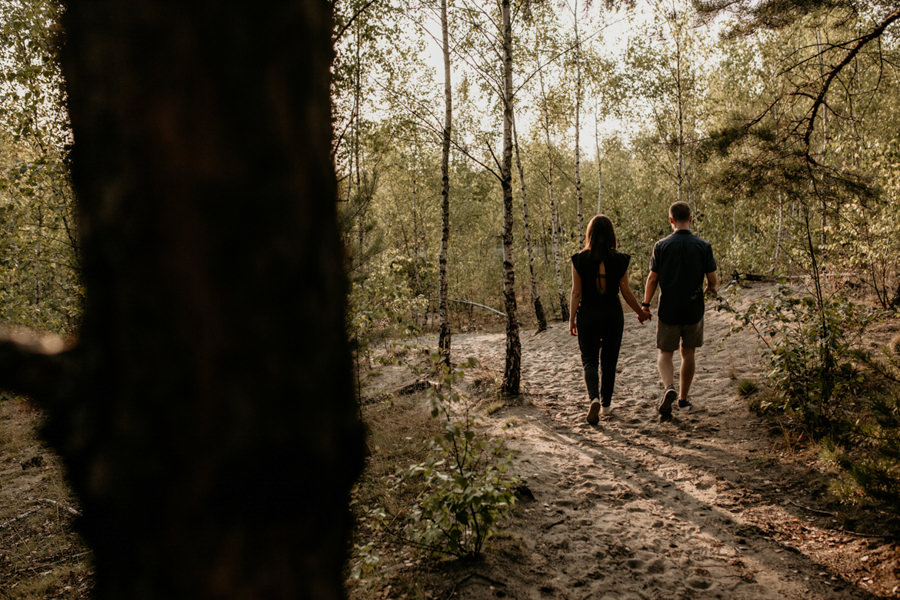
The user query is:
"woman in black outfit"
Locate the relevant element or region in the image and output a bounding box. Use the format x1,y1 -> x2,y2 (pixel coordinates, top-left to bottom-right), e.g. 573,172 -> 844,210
569,215 -> 651,425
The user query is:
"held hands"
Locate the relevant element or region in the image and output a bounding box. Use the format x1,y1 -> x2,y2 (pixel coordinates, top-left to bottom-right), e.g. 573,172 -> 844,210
637,309 -> 652,324
569,321 -> 577,336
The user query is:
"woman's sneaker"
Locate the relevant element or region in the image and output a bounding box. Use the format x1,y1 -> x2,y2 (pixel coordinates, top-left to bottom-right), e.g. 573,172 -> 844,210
587,399 -> 602,425
677,397 -> 692,410
657,385 -> 676,421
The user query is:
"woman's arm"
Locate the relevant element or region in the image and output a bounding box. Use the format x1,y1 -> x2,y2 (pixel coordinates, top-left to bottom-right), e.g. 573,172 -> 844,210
620,270 -> 651,323
569,265 -> 581,336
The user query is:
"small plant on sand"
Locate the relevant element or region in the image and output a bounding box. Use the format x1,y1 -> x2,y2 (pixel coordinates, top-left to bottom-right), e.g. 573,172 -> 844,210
737,378 -> 758,397
404,354 -> 520,559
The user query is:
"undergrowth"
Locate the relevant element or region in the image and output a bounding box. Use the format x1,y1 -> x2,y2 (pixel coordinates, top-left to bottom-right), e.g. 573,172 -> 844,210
728,283 -> 900,526
346,349 -> 520,597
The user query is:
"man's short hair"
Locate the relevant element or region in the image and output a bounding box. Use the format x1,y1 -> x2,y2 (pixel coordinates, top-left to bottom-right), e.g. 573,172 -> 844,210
669,201 -> 691,223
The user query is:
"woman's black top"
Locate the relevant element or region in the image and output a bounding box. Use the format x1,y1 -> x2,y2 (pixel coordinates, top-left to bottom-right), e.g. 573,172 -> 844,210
571,249 -> 631,312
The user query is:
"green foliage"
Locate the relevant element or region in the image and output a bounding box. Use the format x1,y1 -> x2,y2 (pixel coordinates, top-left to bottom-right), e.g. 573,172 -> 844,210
820,387 -> 900,519
732,284 -> 900,519
0,0 -> 81,334
732,285 -> 884,432
348,248 -> 430,352
403,356 -> 519,559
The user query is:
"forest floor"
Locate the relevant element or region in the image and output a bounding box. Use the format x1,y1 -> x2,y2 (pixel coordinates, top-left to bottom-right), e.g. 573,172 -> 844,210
353,282 -> 900,600
0,400 -> 91,599
1,283 -> 899,599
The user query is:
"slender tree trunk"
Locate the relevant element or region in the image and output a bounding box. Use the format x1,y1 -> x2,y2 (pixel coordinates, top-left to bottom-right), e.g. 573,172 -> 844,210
513,113 -> 546,332
500,0 -> 521,396
574,6 -> 584,244
675,35 -> 684,206
353,19 -> 363,244
595,107 -> 602,214
34,205 -> 43,306
539,68 -> 568,322
803,205 -> 834,412
438,0 -> 452,365
773,192 -> 784,274
815,28 -> 828,260
2,3 -> 365,598
551,188 -> 567,321
411,176 -> 421,294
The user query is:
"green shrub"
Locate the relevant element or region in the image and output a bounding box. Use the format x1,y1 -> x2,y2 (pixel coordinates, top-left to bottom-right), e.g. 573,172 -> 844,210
403,356 -> 520,559
732,284 -> 900,520
731,284 -> 883,435
821,390 -> 900,519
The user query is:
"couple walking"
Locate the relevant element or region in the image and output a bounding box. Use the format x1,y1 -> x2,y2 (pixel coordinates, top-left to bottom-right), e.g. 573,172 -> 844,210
568,201 -> 718,425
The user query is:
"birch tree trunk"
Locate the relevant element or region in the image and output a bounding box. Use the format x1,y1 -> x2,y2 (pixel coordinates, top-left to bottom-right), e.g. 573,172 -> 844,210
675,33 -> 684,206
500,0 -> 521,396
513,113 -> 547,332
438,0 -> 452,365
0,2 -> 365,598
574,6 -> 585,245
539,68 -> 569,322
595,108 -> 602,214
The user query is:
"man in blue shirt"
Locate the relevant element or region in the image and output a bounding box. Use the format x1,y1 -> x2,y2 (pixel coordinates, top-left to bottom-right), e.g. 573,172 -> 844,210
642,201 -> 718,421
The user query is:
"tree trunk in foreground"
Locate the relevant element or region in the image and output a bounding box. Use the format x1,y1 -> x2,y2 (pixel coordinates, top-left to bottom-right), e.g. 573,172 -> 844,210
0,2 -> 364,598
500,0 -> 521,396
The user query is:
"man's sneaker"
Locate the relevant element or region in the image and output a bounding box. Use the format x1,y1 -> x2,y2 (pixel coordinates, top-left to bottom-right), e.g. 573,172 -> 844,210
677,397 -> 692,410
587,399 -> 602,425
601,404 -> 612,417
658,386 -> 676,422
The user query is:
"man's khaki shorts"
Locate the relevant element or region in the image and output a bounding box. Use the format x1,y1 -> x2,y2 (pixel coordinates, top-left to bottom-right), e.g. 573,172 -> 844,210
657,319 -> 704,352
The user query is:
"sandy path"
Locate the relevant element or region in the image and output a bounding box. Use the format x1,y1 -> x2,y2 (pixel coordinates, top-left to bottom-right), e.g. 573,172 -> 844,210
449,294 -> 898,600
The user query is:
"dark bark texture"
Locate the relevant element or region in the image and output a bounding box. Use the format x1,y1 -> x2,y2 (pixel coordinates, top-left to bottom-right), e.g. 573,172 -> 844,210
438,0 -> 452,365
23,2 -> 364,598
500,0 -> 521,396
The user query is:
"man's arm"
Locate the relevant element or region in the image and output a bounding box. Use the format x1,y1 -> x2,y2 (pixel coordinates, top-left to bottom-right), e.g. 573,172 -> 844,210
705,271 -> 718,297
643,270 -> 659,308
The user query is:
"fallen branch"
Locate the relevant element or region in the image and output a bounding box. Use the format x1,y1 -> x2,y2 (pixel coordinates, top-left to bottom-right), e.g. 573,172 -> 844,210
431,298 -> 507,317
788,500 -> 837,518
38,498 -> 81,516
13,551 -> 92,575
0,507 -> 41,530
